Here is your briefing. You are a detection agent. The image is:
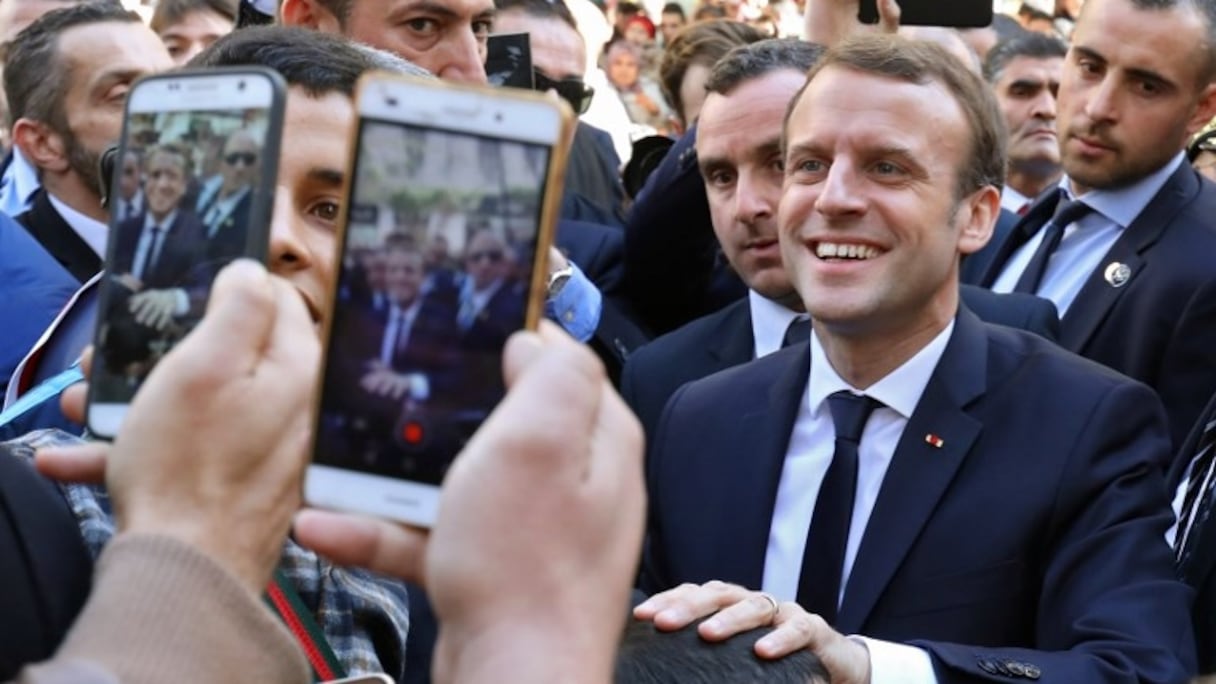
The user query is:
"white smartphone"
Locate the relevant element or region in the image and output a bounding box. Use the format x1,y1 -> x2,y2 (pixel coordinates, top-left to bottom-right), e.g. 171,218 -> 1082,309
86,68 -> 285,438
323,676 -> 394,684
306,73 -> 573,527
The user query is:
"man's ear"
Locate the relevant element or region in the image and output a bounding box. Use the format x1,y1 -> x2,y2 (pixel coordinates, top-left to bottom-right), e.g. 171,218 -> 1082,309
1186,81 -> 1216,138
12,118 -> 69,175
957,184 -> 1000,256
279,0 -> 343,32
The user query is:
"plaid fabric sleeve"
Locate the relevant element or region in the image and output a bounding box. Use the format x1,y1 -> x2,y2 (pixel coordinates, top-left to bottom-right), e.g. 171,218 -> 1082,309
2,428 -> 411,679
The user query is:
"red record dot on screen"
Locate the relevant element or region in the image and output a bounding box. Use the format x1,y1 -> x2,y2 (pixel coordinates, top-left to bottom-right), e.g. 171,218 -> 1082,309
402,422 -> 425,444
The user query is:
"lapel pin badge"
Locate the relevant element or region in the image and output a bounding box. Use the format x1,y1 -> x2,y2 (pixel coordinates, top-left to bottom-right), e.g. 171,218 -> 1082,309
924,434 -> 944,449
1104,262 -> 1131,288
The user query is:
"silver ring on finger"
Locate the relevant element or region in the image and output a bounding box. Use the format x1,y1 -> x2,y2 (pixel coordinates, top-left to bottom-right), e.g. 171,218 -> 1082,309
758,592 -> 780,624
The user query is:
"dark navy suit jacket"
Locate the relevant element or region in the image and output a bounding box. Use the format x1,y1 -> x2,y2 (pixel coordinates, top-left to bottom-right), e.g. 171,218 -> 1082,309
970,163 -> 1216,451
621,288 -> 1059,442
643,308 -> 1193,682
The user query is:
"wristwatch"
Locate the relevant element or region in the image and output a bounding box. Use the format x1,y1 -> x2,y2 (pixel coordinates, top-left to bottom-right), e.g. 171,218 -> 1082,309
547,264 -> 574,298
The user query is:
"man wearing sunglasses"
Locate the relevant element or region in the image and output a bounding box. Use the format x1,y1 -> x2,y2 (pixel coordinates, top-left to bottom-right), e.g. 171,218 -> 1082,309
196,129 -> 259,261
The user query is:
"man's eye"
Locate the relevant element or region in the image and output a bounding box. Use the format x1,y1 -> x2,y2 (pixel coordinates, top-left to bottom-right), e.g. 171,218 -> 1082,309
309,200 -> 340,222
403,17 -> 440,36
873,161 -> 902,175
472,19 -> 493,36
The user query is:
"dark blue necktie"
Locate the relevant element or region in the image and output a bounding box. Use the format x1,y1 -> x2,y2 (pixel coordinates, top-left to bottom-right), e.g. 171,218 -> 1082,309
796,390 -> 882,624
1012,193 -> 1092,294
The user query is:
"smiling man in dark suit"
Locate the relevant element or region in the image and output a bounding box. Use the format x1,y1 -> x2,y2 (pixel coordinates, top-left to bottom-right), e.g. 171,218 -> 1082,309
196,128 -> 259,262
638,35 -> 1193,684
968,0 -> 1216,452
621,39 -> 1060,441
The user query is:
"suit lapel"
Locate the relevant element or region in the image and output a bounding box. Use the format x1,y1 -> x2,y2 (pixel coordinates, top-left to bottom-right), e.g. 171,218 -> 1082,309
835,310 -> 987,633
1058,164 -> 1195,351
707,298 -> 754,365
977,190 -> 1059,287
16,191 -> 101,284
712,346 -> 809,590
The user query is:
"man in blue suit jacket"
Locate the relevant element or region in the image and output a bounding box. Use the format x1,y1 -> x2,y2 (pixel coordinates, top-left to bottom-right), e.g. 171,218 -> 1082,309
0,213 -> 77,397
639,36 -> 1192,683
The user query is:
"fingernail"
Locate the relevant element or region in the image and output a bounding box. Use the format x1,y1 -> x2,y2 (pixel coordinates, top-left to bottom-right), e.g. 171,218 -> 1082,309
702,617 -> 722,634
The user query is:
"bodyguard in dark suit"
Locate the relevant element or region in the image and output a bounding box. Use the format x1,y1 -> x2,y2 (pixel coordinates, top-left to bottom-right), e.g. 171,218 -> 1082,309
638,36 -> 1193,683
967,0 -> 1216,450
195,130 -> 260,263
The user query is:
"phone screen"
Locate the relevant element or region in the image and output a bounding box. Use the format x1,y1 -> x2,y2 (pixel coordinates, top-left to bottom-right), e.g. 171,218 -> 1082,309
314,118 -> 553,485
858,0 -> 992,27
89,71 -> 281,430
485,33 -> 535,90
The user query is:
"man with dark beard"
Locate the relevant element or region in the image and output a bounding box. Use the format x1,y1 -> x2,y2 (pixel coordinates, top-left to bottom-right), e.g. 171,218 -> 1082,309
4,3 -> 174,285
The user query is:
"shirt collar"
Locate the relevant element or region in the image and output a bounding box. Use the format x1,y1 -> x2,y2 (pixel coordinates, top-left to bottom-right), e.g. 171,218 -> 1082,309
45,192 -> 107,257
999,186 -> 1031,214
749,289 -> 806,357
7,147 -> 40,203
808,319 -> 955,421
144,209 -> 179,232
1060,152 -> 1184,228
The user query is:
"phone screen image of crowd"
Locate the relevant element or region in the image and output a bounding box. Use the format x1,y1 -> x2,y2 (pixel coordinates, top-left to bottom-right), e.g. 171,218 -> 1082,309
92,108 -> 270,405
316,121 -> 551,484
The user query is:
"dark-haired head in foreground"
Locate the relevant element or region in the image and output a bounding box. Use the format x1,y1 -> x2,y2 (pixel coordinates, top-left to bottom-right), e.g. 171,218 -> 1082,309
615,618 -> 830,684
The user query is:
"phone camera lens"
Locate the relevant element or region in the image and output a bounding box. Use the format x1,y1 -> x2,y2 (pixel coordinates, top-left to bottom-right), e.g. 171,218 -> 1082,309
494,112 -> 504,122
387,96 -> 399,107
238,80 -> 246,91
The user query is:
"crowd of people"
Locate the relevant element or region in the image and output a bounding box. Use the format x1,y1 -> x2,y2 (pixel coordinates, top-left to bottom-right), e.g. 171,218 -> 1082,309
1,0 -> 1216,682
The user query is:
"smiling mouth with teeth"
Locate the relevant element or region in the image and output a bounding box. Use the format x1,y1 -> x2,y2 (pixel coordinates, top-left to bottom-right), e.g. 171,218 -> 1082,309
815,242 -> 881,260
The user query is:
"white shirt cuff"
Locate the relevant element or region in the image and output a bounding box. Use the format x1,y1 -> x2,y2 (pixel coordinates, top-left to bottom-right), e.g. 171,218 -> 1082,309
854,636 -> 938,684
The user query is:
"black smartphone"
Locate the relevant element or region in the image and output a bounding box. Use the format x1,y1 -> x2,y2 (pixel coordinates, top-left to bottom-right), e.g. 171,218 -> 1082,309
86,67 -> 286,438
485,33 -> 535,90
859,0 -> 993,27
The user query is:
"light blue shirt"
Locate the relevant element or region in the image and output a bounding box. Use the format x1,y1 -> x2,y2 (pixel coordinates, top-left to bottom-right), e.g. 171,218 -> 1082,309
544,261 -> 601,343
0,147 -> 40,218
991,153 -> 1184,316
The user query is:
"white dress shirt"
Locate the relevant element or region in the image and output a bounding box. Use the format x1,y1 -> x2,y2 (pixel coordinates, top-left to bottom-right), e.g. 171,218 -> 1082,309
999,186 -> 1032,215
764,321 -> 955,683
46,193 -> 107,258
749,289 -> 807,359
0,147 -> 40,218
991,154 -> 1184,316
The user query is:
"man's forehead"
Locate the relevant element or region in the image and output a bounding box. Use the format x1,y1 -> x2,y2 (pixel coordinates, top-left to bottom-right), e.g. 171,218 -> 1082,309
357,0 -> 494,21
60,22 -> 167,87
1000,55 -> 1063,80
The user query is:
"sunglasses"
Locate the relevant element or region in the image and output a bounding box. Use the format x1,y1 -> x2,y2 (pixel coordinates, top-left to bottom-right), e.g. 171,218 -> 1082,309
468,250 -> 504,264
533,69 -> 595,115
224,151 -> 258,166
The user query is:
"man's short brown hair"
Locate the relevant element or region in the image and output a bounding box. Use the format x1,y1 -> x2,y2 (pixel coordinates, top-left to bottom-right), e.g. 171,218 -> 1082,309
658,19 -> 763,125
789,34 -> 1007,199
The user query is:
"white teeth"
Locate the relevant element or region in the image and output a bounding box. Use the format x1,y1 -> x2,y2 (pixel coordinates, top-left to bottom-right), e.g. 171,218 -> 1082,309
815,242 -> 879,260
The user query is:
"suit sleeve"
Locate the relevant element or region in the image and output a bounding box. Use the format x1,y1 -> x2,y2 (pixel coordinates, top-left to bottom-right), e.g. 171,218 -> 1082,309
1155,276 -> 1216,456
908,381 -> 1196,683
637,381 -> 692,596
